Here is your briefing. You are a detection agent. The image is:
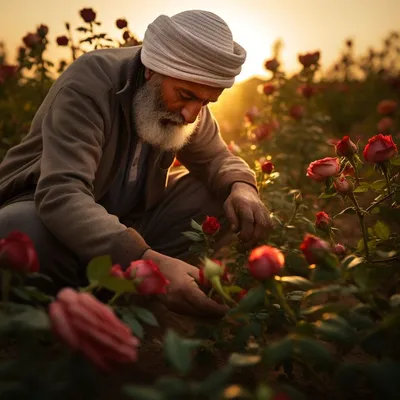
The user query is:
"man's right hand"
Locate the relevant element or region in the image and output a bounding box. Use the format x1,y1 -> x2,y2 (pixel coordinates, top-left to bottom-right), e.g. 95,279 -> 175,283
142,249 -> 229,317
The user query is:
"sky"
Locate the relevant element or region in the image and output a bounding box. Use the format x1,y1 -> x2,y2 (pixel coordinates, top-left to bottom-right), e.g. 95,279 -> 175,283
1,0 -> 400,82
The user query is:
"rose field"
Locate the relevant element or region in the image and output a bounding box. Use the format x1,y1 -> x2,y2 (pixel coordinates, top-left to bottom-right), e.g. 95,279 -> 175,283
1,8 -> 400,400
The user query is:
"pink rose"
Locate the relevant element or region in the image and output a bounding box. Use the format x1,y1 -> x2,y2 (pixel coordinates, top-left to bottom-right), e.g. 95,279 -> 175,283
0,231 -> 39,273
306,157 -> 340,181
110,264 -> 124,278
334,243 -> 346,256
248,245 -> 285,280
125,260 -> 169,295
363,134 -> 398,163
333,175 -> 353,194
315,211 -> 331,231
300,234 -> 331,265
49,288 -> 140,372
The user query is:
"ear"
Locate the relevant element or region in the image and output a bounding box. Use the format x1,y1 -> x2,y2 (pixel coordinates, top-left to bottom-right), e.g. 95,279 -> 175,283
144,67 -> 154,80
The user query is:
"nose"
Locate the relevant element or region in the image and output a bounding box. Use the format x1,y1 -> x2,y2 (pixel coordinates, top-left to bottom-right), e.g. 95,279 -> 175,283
181,102 -> 203,124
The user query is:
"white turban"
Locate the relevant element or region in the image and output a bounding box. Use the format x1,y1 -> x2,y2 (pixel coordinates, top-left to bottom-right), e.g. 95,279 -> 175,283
140,10 -> 247,88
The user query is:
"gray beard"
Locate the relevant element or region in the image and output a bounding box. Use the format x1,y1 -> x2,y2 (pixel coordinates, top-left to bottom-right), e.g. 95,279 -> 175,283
132,75 -> 200,152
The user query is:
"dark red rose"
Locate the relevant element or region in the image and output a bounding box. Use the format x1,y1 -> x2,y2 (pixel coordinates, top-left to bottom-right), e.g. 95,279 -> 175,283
56,36 -> 69,46
261,161 -> 274,174
336,135 -> 358,158
80,8 -> 96,23
116,19 -> 128,29
300,234 -> 331,265
202,216 -> 221,235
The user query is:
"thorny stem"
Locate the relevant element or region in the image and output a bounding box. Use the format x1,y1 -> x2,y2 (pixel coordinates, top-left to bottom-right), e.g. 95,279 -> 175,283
369,255 -> 400,263
365,189 -> 398,213
348,193 -> 370,260
108,293 -> 121,306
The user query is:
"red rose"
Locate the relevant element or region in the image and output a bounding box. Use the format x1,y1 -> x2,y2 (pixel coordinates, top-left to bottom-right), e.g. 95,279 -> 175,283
297,84 -> 317,98
300,234 -> 330,265
363,134 -> 398,163
315,211 -> 331,231
80,8 -> 96,23
377,117 -> 393,132
125,260 -> 169,295
336,135 -> 358,158
261,161 -> 274,174
377,99 -> 397,116
333,175 -> 353,194
202,216 -> 221,235
248,245 -> 285,280
289,104 -> 304,120
263,83 -> 276,95
264,58 -> 280,72
252,121 -> 279,141
22,33 -> 41,48
49,288 -> 139,372
56,36 -> 69,46
0,231 -> 39,273
172,158 -> 181,167
110,264 -> 124,278
298,51 -> 320,68
334,243 -> 346,256
307,157 -> 340,181
116,18 -> 128,29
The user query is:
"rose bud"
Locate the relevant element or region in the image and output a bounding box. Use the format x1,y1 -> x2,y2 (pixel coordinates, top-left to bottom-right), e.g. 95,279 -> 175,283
262,161 -> 274,174
125,260 -> 169,295
315,211 -> 331,232
300,234 -> 331,265
22,33 -> 41,48
37,24 -> 48,37
0,231 -> 39,274
363,134 -> 398,163
306,157 -> 340,181
335,135 -> 358,158
56,36 -> 69,46
110,264 -> 124,278
80,8 -> 96,23
199,259 -> 229,287
202,216 -> 221,236
263,83 -> 276,95
49,288 -> 140,372
248,245 -> 285,280
333,175 -> 353,194
289,104 -> 305,120
377,99 -> 397,116
334,243 -> 346,256
264,58 -> 280,72
116,18 -> 128,29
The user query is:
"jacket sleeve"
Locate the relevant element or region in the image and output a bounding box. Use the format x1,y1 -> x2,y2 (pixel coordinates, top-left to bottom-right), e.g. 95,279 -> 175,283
177,107 -> 257,200
34,84 -> 150,267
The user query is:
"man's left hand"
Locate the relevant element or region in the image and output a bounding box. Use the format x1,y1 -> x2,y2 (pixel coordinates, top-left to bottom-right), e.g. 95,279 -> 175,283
224,182 -> 273,249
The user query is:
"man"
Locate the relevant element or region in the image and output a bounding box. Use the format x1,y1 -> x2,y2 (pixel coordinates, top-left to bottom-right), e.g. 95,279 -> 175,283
0,10 -> 271,316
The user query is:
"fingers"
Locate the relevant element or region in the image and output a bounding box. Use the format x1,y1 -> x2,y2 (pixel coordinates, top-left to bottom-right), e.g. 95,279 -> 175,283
237,208 -> 254,243
251,208 -> 272,244
224,199 -> 240,232
186,285 -> 229,317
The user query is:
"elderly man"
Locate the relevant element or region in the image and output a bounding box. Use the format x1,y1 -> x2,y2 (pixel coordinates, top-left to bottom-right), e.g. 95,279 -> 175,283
0,10 -> 271,315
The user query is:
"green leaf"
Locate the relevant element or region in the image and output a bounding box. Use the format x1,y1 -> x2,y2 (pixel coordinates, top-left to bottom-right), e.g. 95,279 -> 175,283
131,306 -> 159,327
123,386 -> 164,400
390,156 -> 400,166
310,264 -> 340,282
223,285 -> 244,294
370,179 -> 387,191
333,207 -> 357,218
190,219 -> 204,232
280,276 -> 313,290
302,303 -> 348,317
318,192 -> 338,199
373,220 -> 390,240
365,360 -> 400,400
295,336 -> 334,367
305,284 -> 359,299
164,329 -> 202,375
86,255 -> 112,284
121,313 -> 144,339
228,286 -> 265,315
263,337 -> 294,367
99,275 -> 136,294
346,256 -> 366,269
315,315 -> 355,344
353,182 -> 370,193
181,231 -> 204,242
200,366 -> 233,395
229,353 -> 261,367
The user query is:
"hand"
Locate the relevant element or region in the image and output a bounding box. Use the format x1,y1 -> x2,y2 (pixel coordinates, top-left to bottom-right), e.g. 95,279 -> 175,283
224,182 -> 273,249
142,249 -> 229,317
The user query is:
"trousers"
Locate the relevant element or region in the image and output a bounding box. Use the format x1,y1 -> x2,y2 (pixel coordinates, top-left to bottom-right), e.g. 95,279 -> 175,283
0,168 -> 226,292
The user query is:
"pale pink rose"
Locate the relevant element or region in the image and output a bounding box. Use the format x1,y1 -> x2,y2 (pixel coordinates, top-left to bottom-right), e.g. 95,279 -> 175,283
306,157 -> 340,181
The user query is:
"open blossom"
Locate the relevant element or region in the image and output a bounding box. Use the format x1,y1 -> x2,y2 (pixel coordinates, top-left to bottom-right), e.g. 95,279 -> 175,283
49,288 -> 140,372
298,51 -> 320,68
248,245 -> 285,280
264,58 -> 280,72
377,99 -> 397,116
300,234 -> 331,265
336,135 -> 358,158
125,260 -> 169,295
202,216 -> 221,235
333,175 -> 353,193
315,212 -> 331,231
363,134 -> 398,163
307,157 -> 340,181
262,161 -> 274,174
0,231 -> 39,273
80,8 -> 96,23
